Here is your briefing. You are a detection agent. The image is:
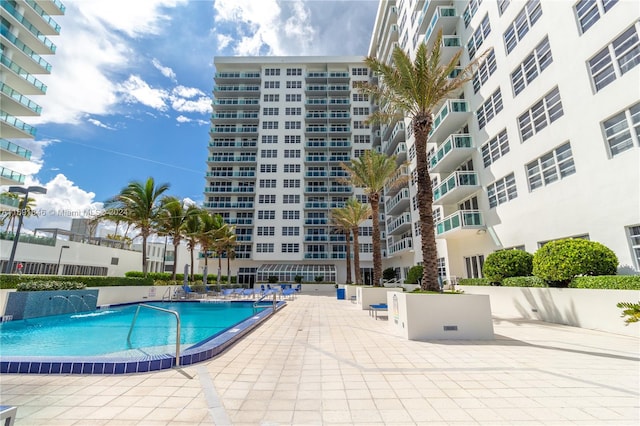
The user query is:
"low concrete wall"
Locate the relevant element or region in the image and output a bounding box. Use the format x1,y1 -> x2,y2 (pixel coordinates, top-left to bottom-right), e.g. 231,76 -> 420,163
356,286 -> 403,311
5,289 -> 99,320
459,285 -> 640,337
90,286 -> 166,306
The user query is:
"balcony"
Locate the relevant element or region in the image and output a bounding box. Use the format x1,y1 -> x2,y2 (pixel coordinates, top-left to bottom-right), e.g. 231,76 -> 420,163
394,143 -> 407,162
327,98 -> 350,109
304,252 -> 329,259
305,126 -> 327,135
329,185 -> 352,193
203,201 -> 254,209
211,112 -> 258,121
428,99 -> 470,144
305,98 -> 328,108
305,170 -> 327,178
0,53 -> 47,95
304,202 -> 328,209
206,170 -> 255,178
329,154 -> 350,162
24,0 -> 62,33
0,112 -> 36,138
213,84 -> 260,94
0,83 -> 42,116
304,235 -> 329,242
327,85 -> 349,95
226,218 -> 253,225
305,186 -> 328,193
331,253 -> 347,259
328,126 -> 350,136
306,71 -> 327,81
207,155 -> 257,163
31,0 -> 65,16
424,6 -> 459,48
305,218 -> 328,225
214,72 -> 260,83
305,155 -> 327,163
328,71 -> 350,81
433,171 -> 480,205
305,111 -> 328,121
1,138 -> 31,161
208,140 -> 257,149
2,1 -> 57,53
213,98 -> 259,110
417,0 -> 449,29
210,126 -> 258,135
428,134 -> 474,173
305,85 -> 327,94
0,194 -> 20,209
1,25 -> 52,73
435,210 -> 484,238
384,166 -> 409,198
0,166 -> 26,185
204,186 -> 255,194
328,111 -> 351,121
385,188 -> 410,215
388,237 -> 413,256
386,213 -> 412,235
329,139 -> 351,148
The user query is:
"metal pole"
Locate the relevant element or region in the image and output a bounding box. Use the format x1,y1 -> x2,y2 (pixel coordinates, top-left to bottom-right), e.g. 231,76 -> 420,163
5,191 -> 28,274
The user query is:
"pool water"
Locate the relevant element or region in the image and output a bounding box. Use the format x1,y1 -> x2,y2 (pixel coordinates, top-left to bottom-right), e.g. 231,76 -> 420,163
0,301 -> 264,357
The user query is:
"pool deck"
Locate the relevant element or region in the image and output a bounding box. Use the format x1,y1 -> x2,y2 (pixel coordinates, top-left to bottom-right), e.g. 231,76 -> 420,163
1,294 -> 638,425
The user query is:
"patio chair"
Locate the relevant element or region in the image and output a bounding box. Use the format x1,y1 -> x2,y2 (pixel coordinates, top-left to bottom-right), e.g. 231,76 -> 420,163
233,288 -> 244,298
369,303 -> 388,320
242,288 -> 254,299
294,284 -> 302,293
282,288 -> 296,300
221,288 -> 234,299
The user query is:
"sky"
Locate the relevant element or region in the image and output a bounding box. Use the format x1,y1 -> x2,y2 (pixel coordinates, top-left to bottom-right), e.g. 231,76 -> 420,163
7,0 -> 379,234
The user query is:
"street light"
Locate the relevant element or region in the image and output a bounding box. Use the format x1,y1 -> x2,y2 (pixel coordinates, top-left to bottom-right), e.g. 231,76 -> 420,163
57,245 -> 70,275
4,185 -> 47,274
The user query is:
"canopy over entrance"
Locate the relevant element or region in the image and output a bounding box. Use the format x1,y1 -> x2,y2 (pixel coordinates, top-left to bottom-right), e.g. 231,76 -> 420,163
255,264 -> 336,283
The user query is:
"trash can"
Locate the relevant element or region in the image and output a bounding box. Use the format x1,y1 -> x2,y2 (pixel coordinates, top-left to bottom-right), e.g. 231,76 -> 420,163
336,288 -> 345,300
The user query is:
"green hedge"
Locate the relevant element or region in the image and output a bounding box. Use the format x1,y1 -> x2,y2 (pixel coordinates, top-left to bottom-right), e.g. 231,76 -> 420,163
17,281 -> 87,291
483,250 -> 533,284
0,275 -> 153,289
124,271 -> 236,283
405,265 -> 423,284
502,276 -> 547,287
458,278 -> 491,286
569,275 -> 640,290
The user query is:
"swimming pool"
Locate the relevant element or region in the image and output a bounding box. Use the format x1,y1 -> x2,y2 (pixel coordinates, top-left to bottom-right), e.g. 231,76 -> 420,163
0,300 -> 282,374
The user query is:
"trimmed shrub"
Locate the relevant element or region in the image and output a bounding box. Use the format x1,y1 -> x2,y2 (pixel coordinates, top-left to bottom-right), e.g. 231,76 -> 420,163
483,250 -> 533,284
125,271 -> 205,281
533,239 -> 618,286
16,281 -> 86,291
294,275 -> 303,284
383,268 -> 397,281
405,265 -> 423,284
570,275 -> 640,290
0,274 -> 153,289
458,278 -> 491,286
502,276 -> 547,287
268,276 -> 278,284
314,275 -> 324,282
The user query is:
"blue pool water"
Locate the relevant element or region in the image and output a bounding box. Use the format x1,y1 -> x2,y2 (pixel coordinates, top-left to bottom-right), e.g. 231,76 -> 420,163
0,301 -> 265,358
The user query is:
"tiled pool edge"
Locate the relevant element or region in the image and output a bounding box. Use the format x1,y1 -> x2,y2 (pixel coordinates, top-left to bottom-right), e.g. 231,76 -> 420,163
0,301 -> 285,375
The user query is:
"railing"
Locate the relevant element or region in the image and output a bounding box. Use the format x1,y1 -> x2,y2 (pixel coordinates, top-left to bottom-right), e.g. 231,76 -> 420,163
433,171 -> 478,202
0,53 -> 47,93
127,304 -> 181,366
1,83 -> 42,114
0,138 -> 32,160
435,210 -> 483,235
428,134 -> 473,169
162,287 -> 173,301
253,291 -> 278,312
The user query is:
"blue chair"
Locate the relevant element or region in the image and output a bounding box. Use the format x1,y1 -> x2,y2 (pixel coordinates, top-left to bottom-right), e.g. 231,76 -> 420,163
369,303 -> 388,320
221,288 -> 234,299
294,284 -> 302,293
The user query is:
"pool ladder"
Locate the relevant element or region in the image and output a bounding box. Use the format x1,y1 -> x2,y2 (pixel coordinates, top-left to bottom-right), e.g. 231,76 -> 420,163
127,304 -> 182,367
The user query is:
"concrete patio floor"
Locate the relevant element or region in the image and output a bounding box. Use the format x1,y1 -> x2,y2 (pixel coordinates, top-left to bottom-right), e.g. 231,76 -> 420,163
1,294 -> 638,425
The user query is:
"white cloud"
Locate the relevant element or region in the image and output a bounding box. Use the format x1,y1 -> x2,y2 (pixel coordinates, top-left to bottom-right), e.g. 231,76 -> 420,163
118,75 -> 169,111
87,118 -> 115,130
170,96 -> 211,114
213,0 -> 315,55
152,58 -> 177,82
176,115 -> 192,123
172,86 -> 205,98
216,33 -> 233,50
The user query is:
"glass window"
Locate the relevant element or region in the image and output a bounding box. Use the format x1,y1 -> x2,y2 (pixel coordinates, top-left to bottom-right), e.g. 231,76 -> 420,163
526,142 -> 576,191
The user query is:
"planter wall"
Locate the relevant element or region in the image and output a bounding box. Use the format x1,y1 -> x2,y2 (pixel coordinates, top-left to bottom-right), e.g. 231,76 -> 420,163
459,285 -> 639,337
388,292 -> 494,340
4,289 -> 99,320
356,286 -> 403,311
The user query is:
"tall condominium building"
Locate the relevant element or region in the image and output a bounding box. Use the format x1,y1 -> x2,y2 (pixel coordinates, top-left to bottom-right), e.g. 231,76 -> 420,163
371,0 -> 640,280
206,57 -> 376,285
207,0 -> 639,285
0,0 -> 65,202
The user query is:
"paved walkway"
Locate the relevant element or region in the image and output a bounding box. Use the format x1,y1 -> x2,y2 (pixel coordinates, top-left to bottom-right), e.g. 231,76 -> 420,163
1,294 -> 638,425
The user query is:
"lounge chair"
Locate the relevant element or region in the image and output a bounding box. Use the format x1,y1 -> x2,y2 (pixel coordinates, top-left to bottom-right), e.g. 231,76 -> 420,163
282,288 -> 296,300
369,303 -> 388,320
242,288 -> 254,298
221,288 -> 234,299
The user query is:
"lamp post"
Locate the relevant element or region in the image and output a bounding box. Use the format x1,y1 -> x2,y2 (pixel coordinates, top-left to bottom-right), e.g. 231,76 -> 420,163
4,185 -> 47,274
57,245 -> 70,275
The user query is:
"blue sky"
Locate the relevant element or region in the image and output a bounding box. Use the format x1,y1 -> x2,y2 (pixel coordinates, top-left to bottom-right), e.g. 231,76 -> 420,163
12,0 -> 379,232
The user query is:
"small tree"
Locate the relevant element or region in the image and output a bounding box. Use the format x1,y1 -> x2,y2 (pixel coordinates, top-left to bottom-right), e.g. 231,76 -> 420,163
406,265 -> 423,284
314,275 -> 324,283
383,268 -> 397,281
483,250 -> 533,284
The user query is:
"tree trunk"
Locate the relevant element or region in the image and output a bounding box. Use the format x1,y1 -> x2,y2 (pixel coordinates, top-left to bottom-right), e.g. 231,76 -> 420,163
189,246 -> 195,282
413,115 -> 439,291
141,233 -> 148,278
345,229 -> 352,284
370,193 -> 382,286
226,253 -> 231,285
353,228 -> 362,284
171,241 -> 179,281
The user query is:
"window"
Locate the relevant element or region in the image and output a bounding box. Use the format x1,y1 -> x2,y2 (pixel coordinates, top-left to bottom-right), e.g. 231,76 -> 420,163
283,179 -> 300,188
472,49 -> 497,93
575,0 -> 618,34
259,194 -> 276,203
286,68 -> 302,76
354,135 -> 370,144
602,102 -> 640,157
285,135 -> 301,144
285,107 -> 301,115
352,67 -> 368,76
261,149 -> 277,158
518,87 -> 564,142
263,107 -> 279,115
265,68 -> 280,76
285,121 -> 301,129
262,121 -> 278,129
282,243 -> 300,253
286,81 -> 302,89
284,149 -> 301,158
352,93 -> 369,102
353,107 -> 370,115
627,225 -> 640,270
437,257 -> 447,279
283,210 -> 300,220
262,135 -> 278,144
283,194 -> 300,204
511,36 -> 553,96
264,81 -> 280,89
282,227 -> 300,236
259,179 -> 276,188
476,89 -> 503,130
467,14 -> 491,59
256,243 -> 274,253
260,164 -> 277,173
487,173 -> 518,208
464,255 -> 485,278
284,164 -> 301,173
482,129 -> 510,167
286,94 -> 301,102
354,121 -> 369,129
526,142 -> 576,191
263,94 -> 279,102
258,210 -> 275,220
588,24 -> 640,92
504,0 -> 543,54
498,0 -> 510,15
462,0 -> 483,28
257,226 -> 275,236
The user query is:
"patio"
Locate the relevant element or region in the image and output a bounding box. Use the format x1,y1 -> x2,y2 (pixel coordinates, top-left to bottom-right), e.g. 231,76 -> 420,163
0,294 -> 638,425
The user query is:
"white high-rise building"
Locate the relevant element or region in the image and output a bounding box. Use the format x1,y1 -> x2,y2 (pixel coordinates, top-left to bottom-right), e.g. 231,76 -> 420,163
0,0 -> 65,202
206,0 -> 640,285
206,57 -> 376,285
372,0 -> 640,280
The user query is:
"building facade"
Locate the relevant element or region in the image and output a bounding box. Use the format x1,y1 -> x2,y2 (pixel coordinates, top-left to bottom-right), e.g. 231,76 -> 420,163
371,0 -> 639,280
206,0 -> 639,284
206,57 -> 376,284
0,0 -> 65,204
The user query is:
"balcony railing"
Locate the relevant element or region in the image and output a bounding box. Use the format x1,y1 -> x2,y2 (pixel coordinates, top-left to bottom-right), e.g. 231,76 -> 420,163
304,253 -> 328,259
1,138 -> 31,160
428,99 -> 470,143
0,25 -> 51,72
433,171 -> 479,203
428,134 -> 473,172
207,156 -> 256,162
2,1 -> 57,53
1,83 -> 42,114
0,113 -> 36,137
24,0 -> 62,33
0,167 -> 26,184
435,210 -> 483,236
388,237 -> 413,255
0,54 -> 47,93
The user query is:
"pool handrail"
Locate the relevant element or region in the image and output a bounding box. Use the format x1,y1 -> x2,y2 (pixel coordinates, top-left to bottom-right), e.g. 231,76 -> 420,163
127,304 -> 181,367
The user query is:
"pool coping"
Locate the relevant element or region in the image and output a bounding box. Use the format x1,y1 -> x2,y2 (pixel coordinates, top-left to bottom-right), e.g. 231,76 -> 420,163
0,299 -> 285,375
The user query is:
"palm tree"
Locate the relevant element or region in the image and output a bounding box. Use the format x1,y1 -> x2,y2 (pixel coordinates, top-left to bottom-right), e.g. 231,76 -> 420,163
157,196 -> 191,280
214,222 -> 236,285
332,198 -> 372,284
357,30 -> 483,291
2,193 -> 39,233
341,151 -> 407,286
183,205 -> 203,282
103,177 -> 170,277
